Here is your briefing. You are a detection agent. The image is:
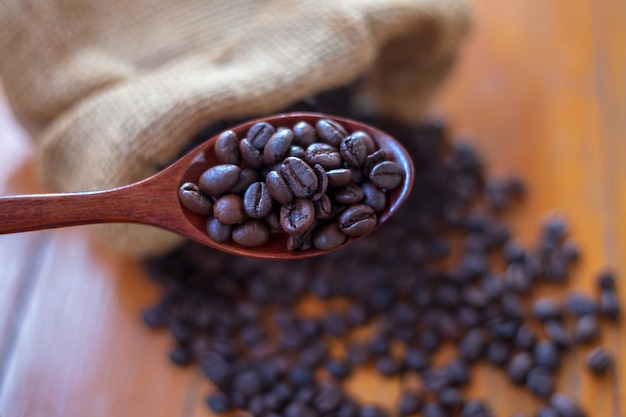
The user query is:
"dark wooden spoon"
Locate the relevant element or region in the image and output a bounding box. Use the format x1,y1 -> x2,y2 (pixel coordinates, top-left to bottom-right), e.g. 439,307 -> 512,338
0,112 -> 414,259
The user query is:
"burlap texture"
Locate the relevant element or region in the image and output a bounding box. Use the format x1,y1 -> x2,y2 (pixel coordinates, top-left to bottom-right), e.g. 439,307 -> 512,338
0,0 -> 469,256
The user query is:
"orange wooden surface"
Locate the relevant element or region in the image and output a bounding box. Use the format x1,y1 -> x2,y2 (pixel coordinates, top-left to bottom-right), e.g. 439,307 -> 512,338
0,1 -> 625,417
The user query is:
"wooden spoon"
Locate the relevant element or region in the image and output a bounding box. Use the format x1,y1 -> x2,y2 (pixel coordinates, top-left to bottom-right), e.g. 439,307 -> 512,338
0,112 -> 414,259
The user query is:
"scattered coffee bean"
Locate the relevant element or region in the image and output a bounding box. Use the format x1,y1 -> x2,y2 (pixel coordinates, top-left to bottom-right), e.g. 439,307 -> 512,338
549,393 -> 586,417
397,391 -> 423,416
563,292 -> 597,317
599,289 -> 620,320
339,204 -> 377,237
585,346 -> 611,374
536,406 -> 559,417
526,366 -> 555,398
574,315 -> 599,343
507,352 -> 534,384
206,391 -> 231,413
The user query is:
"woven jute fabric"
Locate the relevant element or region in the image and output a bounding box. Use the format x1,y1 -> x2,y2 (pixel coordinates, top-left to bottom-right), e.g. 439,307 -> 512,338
0,0 -> 469,256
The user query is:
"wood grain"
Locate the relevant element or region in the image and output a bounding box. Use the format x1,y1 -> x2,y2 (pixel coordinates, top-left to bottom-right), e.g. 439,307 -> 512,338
1,1 -> 625,416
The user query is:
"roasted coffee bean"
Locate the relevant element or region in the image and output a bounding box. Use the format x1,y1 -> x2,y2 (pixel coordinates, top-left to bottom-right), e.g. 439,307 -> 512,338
338,204 -> 377,237
507,352 -> 533,384
213,194 -> 245,225
563,292 -> 597,317
421,368 -> 448,392
369,161 -> 403,190
317,118 -> 348,147
206,391 -> 231,413
347,343 -> 371,366
239,138 -> 265,169
288,145 -> 306,159
531,298 -> 562,321
169,344 -> 192,366
360,405 -> 389,417
487,341 -> 512,366
199,164 -> 241,195
215,130 -> 240,165
361,182 -> 387,212
247,121 -> 275,149
265,170 -> 294,205
229,168 -> 259,193
264,208 -> 282,231
544,320 -> 572,348
306,142 -> 343,169
460,329 -> 486,363
293,121 -> 317,147
313,164 -> 329,200
461,399 -> 492,417
179,182 -> 213,215
285,401 -> 318,417
376,356 -> 403,377
349,131 -> 376,154
286,228 -> 315,251
445,359 -> 469,387
549,393 -> 586,417
526,366 -> 555,398
363,149 -> 388,176
314,382 -> 344,413
243,182 -> 272,219
515,325 -> 537,350
536,406 -> 559,417
326,168 -> 353,187
397,390 -> 423,416
438,387 -> 463,408
533,340 -> 561,370
585,346 -> 611,374
333,183 -> 364,205
264,128 -> 294,164
280,156 -> 319,198
599,290 -> 620,319
280,198 -> 316,235
314,194 -> 334,220
340,134 -> 368,167
574,315 -> 599,343
423,402 -> 447,417
232,220 -> 270,247
596,270 -> 616,290
326,358 -> 352,380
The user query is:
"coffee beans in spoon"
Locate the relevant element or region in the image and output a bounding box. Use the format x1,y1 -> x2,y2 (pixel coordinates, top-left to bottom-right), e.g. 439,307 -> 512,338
179,119 -> 404,250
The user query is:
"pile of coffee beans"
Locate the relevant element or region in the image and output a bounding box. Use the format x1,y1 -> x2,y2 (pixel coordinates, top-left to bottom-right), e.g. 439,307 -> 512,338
178,118 -> 403,250
143,87 -> 619,417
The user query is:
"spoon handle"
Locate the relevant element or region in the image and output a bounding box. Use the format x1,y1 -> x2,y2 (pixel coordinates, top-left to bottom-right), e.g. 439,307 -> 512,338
0,182 -> 174,234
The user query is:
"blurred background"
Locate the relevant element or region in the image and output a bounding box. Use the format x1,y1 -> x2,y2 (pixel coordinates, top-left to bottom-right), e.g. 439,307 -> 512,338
0,1 -> 624,417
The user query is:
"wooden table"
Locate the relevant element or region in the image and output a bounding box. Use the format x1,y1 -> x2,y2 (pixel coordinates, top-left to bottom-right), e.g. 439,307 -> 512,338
0,1 -> 624,416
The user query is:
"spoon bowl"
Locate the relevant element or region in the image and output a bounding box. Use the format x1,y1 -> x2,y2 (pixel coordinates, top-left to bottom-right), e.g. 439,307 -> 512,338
0,112 -> 414,260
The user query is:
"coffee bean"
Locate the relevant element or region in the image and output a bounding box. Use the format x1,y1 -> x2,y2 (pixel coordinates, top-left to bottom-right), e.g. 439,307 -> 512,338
526,366 -> 555,398
312,164 -> 329,200
232,220 -> 270,247
533,340 -> 561,370
285,401 -> 318,417
360,405 -> 389,417
574,315 -> 599,343
549,393 -> 586,417
341,134 -> 368,167
213,194 -> 245,225
423,402 -> 446,417
421,368 -> 448,392
361,182 -> 387,212
314,194 -> 334,220
596,270 -> 616,290
169,344 -> 192,366
599,290 -> 620,320
206,391 -> 231,413
338,204 -> 377,237
286,227 -> 315,252
280,157 -> 319,198
531,298 -> 562,322
314,382 -> 343,413
563,292 -> 597,317
288,145 -> 306,159
243,182 -> 272,219
317,118 -> 348,147
444,359 -> 469,386
507,352 -> 533,384
544,320 -> 572,348
333,183 -> 364,205
280,198 -> 315,235
397,390 -> 423,416
247,121 -> 275,149
363,149 -> 387,176
179,182 -> 213,215
585,346 -> 611,374
326,168 -> 353,187
405,348 -> 430,372
228,168 -> 259,193
239,138 -> 265,169
264,128 -> 294,164
265,170 -> 294,205
515,325 -> 537,350
349,131 -> 376,154
487,341 -> 512,366
293,121 -> 317,147
536,406 -> 559,417
369,161 -> 403,190
376,356 -> 403,377
215,130 -> 240,165
438,387 -> 463,408
199,164 -> 241,195
460,329 -> 486,363
306,142 -> 343,169
461,399 -> 493,417
264,208 -> 282,231
313,222 -> 347,251
326,358 -> 352,380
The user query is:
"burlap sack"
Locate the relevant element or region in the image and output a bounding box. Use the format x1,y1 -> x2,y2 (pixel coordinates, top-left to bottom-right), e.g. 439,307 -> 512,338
0,0 -> 469,256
